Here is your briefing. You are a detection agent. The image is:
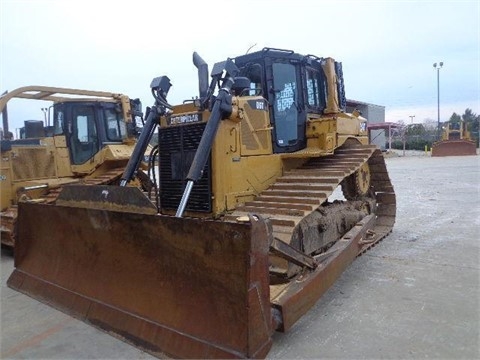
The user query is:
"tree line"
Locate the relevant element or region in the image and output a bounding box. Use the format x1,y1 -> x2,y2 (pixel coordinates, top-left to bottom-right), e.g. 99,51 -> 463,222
390,108 -> 479,150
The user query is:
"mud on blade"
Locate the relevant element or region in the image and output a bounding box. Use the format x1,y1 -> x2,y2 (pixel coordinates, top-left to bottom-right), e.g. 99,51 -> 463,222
54,184 -> 158,214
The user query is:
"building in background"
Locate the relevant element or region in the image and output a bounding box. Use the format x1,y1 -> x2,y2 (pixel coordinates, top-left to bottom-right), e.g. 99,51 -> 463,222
346,99 -> 386,150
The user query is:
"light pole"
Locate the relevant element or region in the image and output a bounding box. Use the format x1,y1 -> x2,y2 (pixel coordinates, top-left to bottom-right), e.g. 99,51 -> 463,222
433,62 -> 444,140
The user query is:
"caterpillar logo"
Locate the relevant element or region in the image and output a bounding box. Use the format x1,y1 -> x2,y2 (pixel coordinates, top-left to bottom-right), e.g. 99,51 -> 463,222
167,113 -> 202,125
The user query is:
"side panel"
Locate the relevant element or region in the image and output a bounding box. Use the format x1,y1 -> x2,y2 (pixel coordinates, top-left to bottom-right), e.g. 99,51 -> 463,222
239,98 -> 272,156
223,155 -> 283,211
53,135 -> 74,177
211,116 -> 282,212
336,116 -> 360,135
0,155 -> 12,210
9,202 -> 273,358
11,145 -> 56,180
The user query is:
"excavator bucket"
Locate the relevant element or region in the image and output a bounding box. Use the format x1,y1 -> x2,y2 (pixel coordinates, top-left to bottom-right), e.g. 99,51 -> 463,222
8,186 -> 274,359
431,139 -> 477,157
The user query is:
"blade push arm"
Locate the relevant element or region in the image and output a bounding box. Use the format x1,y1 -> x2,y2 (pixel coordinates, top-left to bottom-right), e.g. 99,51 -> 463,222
119,76 -> 172,187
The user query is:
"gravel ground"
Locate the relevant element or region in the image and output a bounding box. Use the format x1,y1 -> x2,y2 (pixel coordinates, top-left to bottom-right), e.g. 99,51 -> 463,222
2,152 -> 479,359
269,153 -> 480,359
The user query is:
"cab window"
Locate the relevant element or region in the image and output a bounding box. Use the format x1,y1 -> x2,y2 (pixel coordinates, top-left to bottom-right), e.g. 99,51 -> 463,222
306,67 -> 325,110
53,108 -> 65,135
70,105 -> 99,164
104,108 -> 127,141
272,62 -> 298,146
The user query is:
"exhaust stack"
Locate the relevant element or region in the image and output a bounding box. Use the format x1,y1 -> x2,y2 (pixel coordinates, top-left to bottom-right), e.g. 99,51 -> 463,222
193,52 -> 209,101
1,90 -> 11,140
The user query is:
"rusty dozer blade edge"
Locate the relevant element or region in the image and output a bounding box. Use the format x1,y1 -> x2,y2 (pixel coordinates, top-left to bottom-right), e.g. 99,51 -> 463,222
8,189 -> 385,359
431,140 -> 477,157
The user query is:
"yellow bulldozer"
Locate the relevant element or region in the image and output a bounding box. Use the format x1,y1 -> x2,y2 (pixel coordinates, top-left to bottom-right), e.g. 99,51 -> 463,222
0,86 -> 154,247
7,48 -> 396,359
431,120 -> 477,156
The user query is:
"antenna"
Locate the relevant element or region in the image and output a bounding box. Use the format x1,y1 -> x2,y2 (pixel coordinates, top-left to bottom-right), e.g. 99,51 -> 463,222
246,43 -> 257,54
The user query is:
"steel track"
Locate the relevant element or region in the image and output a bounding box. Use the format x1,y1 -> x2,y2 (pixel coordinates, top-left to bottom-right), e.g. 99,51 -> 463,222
229,144 -> 396,259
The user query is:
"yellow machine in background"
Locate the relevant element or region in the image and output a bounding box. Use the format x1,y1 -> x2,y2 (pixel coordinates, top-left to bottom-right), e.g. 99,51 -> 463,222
431,120 -> 477,156
8,48 -> 396,359
0,86 -> 152,247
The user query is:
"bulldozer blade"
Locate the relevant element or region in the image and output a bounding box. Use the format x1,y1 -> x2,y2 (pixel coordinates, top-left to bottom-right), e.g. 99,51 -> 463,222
431,140 -> 477,157
8,202 -> 273,359
55,184 -> 158,214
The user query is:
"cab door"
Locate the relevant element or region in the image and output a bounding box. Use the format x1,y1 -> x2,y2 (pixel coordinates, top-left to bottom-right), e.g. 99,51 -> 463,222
265,59 -> 306,153
68,104 -> 99,165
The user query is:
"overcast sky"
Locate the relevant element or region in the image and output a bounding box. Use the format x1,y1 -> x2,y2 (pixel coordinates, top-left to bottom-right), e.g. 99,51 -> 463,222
1,0 -> 479,133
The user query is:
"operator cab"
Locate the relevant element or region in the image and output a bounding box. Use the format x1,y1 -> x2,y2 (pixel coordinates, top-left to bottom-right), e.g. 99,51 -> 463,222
53,101 -> 129,165
235,47 -> 346,154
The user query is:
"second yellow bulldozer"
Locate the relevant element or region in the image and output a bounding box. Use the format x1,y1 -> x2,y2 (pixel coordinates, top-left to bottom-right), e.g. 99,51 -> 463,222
7,48 -> 396,359
0,86 -> 155,247
431,120 -> 477,156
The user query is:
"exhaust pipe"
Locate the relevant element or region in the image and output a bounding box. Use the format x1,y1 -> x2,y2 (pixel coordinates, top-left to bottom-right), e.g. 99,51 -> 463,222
193,52 -> 209,101
1,90 -> 11,140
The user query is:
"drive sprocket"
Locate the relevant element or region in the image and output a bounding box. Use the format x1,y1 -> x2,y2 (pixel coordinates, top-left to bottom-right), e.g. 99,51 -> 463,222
341,162 -> 372,200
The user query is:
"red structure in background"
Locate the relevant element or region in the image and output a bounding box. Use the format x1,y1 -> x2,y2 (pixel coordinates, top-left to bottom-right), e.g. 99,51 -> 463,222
367,122 -> 400,151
